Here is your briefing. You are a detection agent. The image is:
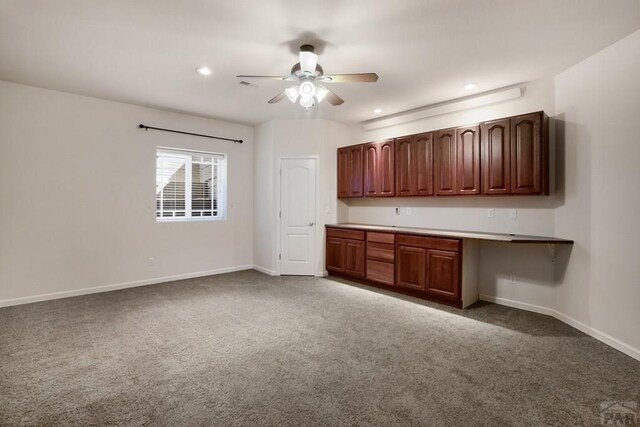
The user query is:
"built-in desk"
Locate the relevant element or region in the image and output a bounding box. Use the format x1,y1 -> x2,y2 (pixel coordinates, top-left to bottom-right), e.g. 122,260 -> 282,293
325,223 -> 572,308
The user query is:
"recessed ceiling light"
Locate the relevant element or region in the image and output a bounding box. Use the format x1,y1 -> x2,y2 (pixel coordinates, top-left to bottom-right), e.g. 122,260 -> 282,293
196,66 -> 212,76
373,108 -> 382,114
464,83 -> 477,90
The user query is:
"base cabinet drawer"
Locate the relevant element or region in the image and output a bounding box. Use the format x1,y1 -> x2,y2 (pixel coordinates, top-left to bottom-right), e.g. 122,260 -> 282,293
366,260 -> 394,285
396,234 -> 460,251
366,242 -> 395,262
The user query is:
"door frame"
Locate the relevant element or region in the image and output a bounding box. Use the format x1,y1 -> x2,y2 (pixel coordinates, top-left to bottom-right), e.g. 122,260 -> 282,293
276,155 -> 321,276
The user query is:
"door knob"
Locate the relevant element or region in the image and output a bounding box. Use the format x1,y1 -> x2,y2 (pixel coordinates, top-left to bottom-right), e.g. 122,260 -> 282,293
307,222 -> 315,226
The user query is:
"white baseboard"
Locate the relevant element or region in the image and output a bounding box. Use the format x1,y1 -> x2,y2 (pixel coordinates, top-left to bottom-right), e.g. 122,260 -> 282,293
0,264 -> 254,308
480,294 -> 640,362
479,294 -> 554,316
252,265 -> 278,276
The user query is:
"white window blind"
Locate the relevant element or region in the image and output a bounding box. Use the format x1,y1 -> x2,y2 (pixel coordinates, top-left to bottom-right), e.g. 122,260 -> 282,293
156,148 -> 226,221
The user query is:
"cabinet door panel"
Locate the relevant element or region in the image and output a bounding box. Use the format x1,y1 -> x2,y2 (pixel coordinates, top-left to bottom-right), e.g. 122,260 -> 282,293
348,145 -> 364,197
396,246 -> 427,291
415,132 -> 434,196
456,125 -> 480,195
426,249 -> 459,299
326,237 -> 345,272
337,148 -> 349,198
434,129 -> 456,195
379,140 -> 395,196
363,143 -> 379,196
344,239 -> 365,277
481,119 -> 511,195
395,136 -> 415,196
511,113 -> 542,194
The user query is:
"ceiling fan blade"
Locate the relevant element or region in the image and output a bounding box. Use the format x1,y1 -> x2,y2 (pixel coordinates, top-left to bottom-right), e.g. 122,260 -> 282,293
325,89 -> 344,106
321,73 -> 379,83
236,75 -> 293,81
268,91 -> 287,104
299,51 -> 318,74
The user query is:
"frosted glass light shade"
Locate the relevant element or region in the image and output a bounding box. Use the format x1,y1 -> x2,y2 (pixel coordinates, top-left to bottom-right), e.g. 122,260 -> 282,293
299,80 -> 316,98
285,86 -> 299,103
299,96 -> 315,108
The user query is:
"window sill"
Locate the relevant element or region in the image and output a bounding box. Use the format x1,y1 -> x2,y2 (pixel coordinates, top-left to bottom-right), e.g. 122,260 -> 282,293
156,217 -> 226,223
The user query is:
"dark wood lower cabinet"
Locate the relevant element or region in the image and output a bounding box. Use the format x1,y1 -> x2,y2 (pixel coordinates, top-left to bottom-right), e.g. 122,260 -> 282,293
326,237 -> 345,272
327,226 -> 464,308
426,249 -> 460,300
344,239 -> 365,277
326,228 -> 365,278
396,246 -> 426,291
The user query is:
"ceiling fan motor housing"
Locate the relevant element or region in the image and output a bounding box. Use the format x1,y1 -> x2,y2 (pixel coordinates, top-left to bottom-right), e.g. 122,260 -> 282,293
290,63 -> 324,79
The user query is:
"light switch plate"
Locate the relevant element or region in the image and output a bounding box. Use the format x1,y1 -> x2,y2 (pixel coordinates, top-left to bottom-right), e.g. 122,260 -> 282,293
406,208 -> 412,216
487,208 -> 495,218
509,209 -> 518,219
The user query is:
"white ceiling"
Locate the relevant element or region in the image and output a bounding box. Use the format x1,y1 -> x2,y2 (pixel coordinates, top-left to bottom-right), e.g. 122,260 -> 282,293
1,0 -> 639,125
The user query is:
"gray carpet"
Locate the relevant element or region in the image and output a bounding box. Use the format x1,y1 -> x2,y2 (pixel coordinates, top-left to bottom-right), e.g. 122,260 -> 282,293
0,270 -> 638,426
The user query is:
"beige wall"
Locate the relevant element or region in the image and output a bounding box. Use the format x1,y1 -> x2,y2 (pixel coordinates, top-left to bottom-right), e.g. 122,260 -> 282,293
0,81 -> 254,303
253,119 -> 350,275
553,29 -> 640,357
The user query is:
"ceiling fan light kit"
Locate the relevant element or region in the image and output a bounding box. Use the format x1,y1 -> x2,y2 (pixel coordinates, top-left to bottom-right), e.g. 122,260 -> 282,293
237,44 -> 379,109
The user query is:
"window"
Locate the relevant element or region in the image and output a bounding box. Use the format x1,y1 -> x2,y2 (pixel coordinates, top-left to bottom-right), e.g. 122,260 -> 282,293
156,148 -> 226,221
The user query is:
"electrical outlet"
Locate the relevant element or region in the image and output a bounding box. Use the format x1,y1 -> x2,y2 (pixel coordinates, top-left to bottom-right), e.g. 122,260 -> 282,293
510,274 -> 517,283
406,208 -> 412,216
395,207 -> 400,215
509,209 -> 518,219
147,257 -> 154,267
487,208 -> 495,218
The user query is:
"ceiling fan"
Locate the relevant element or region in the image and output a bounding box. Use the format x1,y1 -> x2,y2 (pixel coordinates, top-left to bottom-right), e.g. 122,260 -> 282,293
236,44 -> 379,109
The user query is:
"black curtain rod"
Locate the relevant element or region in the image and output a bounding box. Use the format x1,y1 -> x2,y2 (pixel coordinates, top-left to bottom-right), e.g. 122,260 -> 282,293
138,124 -> 243,144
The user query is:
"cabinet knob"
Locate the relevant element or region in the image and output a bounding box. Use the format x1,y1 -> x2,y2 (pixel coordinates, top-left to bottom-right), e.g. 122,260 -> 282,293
307,222 -> 315,226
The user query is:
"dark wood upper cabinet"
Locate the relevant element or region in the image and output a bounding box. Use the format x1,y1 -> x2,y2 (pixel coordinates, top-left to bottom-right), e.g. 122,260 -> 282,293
395,133 -> 433,197
364,140 -> 395,197
455,125 -> 480,195
337,145 -> 363,198
338,110 -> 549,199
510,112 -> 548,195
434,129 -> 457,196
415,133 -> 434,196
481,119 -> 511,195
337,147 -> 350,198
426,249 -> 460,300
395,136 -> 414,197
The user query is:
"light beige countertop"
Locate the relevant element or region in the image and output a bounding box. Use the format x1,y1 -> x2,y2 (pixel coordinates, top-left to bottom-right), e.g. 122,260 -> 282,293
326,223 -> 573,244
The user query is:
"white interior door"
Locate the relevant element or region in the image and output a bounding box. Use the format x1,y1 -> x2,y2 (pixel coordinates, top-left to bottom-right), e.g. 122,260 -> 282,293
280,158 -> 317,275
